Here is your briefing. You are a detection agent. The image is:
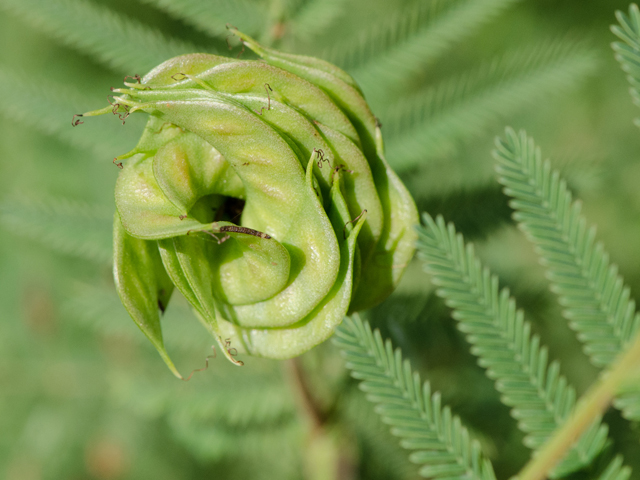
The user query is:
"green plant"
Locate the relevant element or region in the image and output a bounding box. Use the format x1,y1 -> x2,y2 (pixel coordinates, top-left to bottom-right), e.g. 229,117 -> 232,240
3,1 -> 640,480
82,33 -> 418,373
336,123 -> 640,479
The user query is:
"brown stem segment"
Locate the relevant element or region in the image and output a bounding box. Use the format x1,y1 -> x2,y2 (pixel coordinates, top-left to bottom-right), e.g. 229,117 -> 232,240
285,358 -> 356,480
286,357 -> 327,430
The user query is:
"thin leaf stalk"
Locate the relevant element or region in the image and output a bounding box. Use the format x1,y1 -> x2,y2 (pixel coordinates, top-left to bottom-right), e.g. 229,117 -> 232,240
517,332 -> 640,480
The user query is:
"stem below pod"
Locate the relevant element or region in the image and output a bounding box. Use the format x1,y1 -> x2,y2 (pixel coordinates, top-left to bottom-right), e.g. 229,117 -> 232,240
285,357 -> 357,480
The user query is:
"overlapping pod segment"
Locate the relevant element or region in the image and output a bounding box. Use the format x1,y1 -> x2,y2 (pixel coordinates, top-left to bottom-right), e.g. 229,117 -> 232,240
98,33 -> 418,375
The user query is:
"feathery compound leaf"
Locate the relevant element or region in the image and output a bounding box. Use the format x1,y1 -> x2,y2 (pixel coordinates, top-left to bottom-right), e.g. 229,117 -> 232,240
0,0 -> 207,73
383,40 -> 598,171
64,282 -> 210,353
285,0 -> 346,42
113,354 -> 296,427
612,4 -> 640,123
416,213 -> 611,477
599,456 -> 632,480
0,197 -> 112,264
615,369 -> 640,421
493,129 -> 640,367
333,315 -> 497,480
0,67 -> 141,156
324,0 -> 520,102
323,0 -> 443,70
138,0 -> 266,38
493,128 -> 640,421
165,381 -> 295,430
166,416 -> 302,473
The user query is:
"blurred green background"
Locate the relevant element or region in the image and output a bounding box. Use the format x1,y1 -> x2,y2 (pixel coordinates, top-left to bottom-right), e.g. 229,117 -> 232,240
1,0 -> 639,479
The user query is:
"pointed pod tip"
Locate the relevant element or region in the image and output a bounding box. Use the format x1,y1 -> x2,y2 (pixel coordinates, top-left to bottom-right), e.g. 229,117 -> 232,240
229,29 -> 265,57
157,348 -> 183,379
80,105 -> 116,119
213,335 -> 245,366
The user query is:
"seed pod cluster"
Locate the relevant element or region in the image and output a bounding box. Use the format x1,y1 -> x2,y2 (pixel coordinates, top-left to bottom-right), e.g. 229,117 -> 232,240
86,30 -> 418,376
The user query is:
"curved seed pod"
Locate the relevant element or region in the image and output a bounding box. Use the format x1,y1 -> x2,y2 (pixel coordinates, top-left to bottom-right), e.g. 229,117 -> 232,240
119,90 -> 342,329
203,92 -> 383,269
81,40 -> 417,373
231,31 -> 419,311
220,172 -> 366,358
163,61 -> 361,147
229,27 -> 361,92
141,53 -> 236,87
113,211 -> 180,377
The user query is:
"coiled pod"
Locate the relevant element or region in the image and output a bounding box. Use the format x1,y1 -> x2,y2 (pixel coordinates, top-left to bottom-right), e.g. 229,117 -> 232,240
82,31 -> 418,376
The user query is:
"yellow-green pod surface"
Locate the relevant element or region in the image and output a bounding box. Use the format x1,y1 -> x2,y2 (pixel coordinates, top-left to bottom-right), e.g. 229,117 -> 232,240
94,37 -> 417,375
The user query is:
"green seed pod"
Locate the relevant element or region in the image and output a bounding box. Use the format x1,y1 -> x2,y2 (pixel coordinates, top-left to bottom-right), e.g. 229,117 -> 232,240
81,33 -> 418,376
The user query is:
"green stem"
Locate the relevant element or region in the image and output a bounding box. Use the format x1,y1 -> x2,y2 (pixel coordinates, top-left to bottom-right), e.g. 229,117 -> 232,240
518,332 -> 640,480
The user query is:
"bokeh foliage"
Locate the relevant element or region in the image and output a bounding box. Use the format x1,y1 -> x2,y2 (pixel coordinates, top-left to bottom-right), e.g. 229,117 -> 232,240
1,0 -> 640,479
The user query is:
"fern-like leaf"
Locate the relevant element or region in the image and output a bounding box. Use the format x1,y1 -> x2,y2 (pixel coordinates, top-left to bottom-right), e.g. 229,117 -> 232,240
333,315 -> 497,480
383,40 -> 598,171
612,3 -> 640,124
493,128 -> 640,422
285,0 -> 346,43
115,353 -> 296,428
0,0 -> 206,73
139,0 -> 266,39
63,282 -> 207,351
416,213 -> 611,477
166,414 -> 302,475
599,456 -> 632,480
0,197 -> 113,264
493,129 -> 640,367
615,371 -> 640,420
324,0 -> 520,102
0,67 -> 141,156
